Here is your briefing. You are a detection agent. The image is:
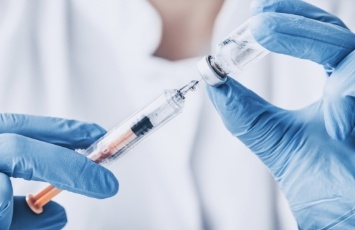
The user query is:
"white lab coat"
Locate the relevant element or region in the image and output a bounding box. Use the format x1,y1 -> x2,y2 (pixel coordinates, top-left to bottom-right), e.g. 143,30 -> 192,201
0,0 -> 353,229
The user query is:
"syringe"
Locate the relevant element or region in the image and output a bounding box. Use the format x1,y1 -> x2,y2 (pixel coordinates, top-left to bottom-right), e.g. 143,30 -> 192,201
26,80 -> 199,214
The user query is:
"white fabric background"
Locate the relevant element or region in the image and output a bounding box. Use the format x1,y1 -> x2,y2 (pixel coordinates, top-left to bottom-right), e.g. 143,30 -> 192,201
0,0 -> 353,229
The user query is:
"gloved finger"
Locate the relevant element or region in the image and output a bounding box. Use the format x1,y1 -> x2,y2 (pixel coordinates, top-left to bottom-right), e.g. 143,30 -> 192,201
206,78 -> 296,169
251,0 -> 348,29
0,113 -> 106,149
0,173 -> 13,230
0,134 -> 118,198
323,50 -> 355,140
10,196 -> 66,230
249,12 -> 355,72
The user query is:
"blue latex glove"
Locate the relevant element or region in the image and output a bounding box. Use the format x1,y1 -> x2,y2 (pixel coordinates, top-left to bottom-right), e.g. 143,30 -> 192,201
0,114 -> 119,230
207,1 -> 355,229
207,82 -> 355,229
249,0 -> 355,140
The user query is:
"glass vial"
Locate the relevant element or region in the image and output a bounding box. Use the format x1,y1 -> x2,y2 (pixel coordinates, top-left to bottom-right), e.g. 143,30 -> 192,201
198,19 -> 270,86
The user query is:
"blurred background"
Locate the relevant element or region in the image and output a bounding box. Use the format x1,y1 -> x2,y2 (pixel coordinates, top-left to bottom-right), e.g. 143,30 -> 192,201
0,0 -> 354,229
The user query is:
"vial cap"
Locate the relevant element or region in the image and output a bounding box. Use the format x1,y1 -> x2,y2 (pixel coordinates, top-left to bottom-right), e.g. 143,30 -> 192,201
197,55 -> 227,87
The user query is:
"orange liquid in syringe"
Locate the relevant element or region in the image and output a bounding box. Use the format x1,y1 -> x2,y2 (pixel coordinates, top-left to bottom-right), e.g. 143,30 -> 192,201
26,129 -> 137,214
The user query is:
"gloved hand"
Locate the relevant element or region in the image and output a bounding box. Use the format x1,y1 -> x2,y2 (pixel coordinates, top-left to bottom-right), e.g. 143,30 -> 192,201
0,114 -> 119,230
207,81 -> 355,229
207,1 -> 355,229
249,0 -> 355,140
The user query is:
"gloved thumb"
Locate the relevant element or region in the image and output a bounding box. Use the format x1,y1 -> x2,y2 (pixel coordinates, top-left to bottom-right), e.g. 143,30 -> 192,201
0,173 -> 13,230
10,196 -> 67,230
206,78 -> 295,170
323,50 -> 355,140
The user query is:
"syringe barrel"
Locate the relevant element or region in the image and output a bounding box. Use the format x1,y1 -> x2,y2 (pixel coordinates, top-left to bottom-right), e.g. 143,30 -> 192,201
26,89 -> 186,214
84,89 -> 185,164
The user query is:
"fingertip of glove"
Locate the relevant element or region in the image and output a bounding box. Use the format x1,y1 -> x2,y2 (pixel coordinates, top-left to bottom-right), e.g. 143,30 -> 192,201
249,13 -> 278,47
205,81 -> 227,98
206,78 -> 233,100
250,0 -> 267,15
206,78 -> 248,113
87,123 -> 106,141
250,0 -> 281,16
70,122 -> 107,148
83,162 -> 119,198
100,170 -> 119,198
